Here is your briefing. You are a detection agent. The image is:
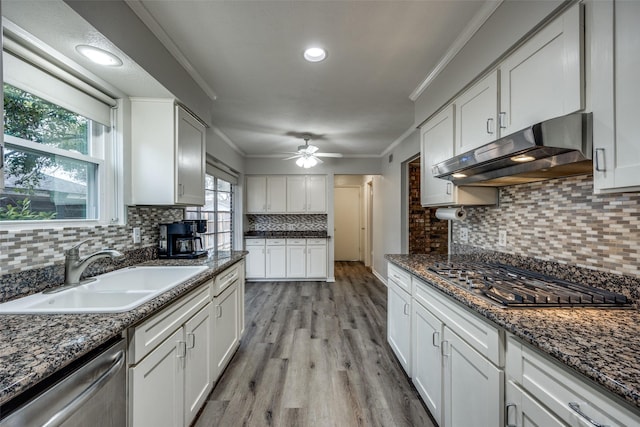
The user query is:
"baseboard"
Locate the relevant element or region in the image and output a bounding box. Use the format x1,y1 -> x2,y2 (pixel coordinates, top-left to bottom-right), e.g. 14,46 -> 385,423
372,269 -> 387,286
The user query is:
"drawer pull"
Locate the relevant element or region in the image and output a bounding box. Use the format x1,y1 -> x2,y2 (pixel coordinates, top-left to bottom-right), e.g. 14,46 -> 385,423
403,303 -> 409,315
505,402 -> 516,427
432,331 -> 440,348
568,402 -> 609,427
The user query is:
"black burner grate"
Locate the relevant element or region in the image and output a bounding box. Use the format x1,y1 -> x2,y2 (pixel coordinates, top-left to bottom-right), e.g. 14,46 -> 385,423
429,262 -> 630,308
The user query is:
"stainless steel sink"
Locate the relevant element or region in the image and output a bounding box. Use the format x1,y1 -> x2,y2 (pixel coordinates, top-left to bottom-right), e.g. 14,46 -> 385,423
0,266 -> 208,314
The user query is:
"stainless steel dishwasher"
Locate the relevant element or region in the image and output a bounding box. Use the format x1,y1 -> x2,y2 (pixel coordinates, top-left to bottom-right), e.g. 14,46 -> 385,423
0,338 -> 126,427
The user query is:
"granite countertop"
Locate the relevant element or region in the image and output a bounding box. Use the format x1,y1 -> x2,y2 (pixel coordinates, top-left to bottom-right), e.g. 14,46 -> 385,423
0,251 -> 246,407
244,230 -> 329,238
386,253 -> 640,411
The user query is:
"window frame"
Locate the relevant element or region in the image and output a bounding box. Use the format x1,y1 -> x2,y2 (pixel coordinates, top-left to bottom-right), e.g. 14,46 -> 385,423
186,174 -> 234,252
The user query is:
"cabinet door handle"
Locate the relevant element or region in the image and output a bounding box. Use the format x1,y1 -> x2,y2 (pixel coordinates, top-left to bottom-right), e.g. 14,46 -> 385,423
186,332 -> 196,349
176,340 -> 187,358
432,331 -> 440,347
595,148 -> 606,172
499,112 -> 507,129
446,182 -> 452,195
178,183 -> 184,196
403,303 -> 409,315
441,340 -> 449,357
216,305 -> 222,318
505,402 -> 517,427
486,118 -> 494,135
568,402 -> 609,427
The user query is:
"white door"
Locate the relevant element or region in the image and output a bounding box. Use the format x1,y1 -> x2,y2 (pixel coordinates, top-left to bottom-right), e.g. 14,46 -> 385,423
421,105 -> 455,207
455,70 -> 498,154
266,245 -> 286,278
412,302 -> 444,426
506,381 -> 565,427
306,244 -> 327,278
246,176 -> 266,213
213,283 -> 239,377
387,280 -> 411,376
334,186 -> 360,261
499,3 -> 582,135
130,328 -> 184,427
443,327 -> 503,427
245,244 -> 265,279
286,176 -> 307,212
266,176 -> 287,213
286,245 -> 306,278
176,106 -> 205,205
184,304 -> 212,426
306,175 -> 327,213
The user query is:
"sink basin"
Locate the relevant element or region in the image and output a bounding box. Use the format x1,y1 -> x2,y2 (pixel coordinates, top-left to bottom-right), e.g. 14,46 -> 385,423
0,265 -> 208,314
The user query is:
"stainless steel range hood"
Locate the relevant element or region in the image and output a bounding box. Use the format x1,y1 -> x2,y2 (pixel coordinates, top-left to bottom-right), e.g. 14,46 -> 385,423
433,113 -> 593,187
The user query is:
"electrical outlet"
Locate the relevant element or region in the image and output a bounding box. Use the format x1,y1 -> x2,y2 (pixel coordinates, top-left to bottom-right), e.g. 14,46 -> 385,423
498,230 -> 507,247
460,227 -> 469,243
132,227 -> 141,244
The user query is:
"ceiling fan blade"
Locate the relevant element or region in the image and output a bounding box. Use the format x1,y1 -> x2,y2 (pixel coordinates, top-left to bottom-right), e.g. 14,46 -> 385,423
315,153 -> 343,158
307,145 -> 319,154
282,155 -> 302,160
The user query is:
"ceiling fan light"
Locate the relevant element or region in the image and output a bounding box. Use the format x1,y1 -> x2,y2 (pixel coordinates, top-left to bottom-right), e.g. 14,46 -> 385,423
296,157 -> 306,167
305,157 -> 318,168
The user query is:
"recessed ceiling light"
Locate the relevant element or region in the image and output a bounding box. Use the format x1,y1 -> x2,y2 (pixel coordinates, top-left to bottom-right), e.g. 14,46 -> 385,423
303,47 -> 327,63
76,45 -> 123,67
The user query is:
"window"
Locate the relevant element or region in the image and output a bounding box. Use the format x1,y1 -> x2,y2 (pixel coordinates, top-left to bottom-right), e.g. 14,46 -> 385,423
1,47 -> 117,224
186,174 -> 233,252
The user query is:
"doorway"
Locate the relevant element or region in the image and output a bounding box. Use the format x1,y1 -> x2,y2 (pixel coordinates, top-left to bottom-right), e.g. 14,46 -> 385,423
334,186 -> 361,261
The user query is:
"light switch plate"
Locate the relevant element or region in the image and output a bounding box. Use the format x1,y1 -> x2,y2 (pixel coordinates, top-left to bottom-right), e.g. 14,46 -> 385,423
132,227 -> 141,244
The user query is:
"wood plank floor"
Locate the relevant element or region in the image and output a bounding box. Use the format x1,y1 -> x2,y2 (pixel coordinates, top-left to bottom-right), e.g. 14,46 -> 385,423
194,262 -> 435,427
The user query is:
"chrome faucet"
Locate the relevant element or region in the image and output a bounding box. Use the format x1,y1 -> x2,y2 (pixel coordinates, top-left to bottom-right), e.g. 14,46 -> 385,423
64,239 -> 124,286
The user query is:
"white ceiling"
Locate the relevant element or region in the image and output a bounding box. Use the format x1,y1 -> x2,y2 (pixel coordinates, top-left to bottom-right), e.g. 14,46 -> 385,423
129,0 -> 490,157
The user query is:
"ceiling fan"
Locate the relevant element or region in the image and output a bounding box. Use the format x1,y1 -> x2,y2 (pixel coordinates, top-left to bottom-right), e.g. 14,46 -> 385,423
283,135 -> 343,168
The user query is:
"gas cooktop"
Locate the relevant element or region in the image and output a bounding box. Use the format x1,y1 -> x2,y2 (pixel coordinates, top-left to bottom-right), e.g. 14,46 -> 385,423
428,261 -> 631,308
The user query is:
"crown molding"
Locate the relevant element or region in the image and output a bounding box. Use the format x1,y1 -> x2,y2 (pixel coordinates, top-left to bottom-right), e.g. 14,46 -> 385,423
124,0 -> 218,102
409,0 -> 503,101
212,126 -> 245,156
381,126 -> 417,157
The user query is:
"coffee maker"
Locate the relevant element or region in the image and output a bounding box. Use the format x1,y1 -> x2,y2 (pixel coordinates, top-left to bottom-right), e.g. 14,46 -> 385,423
159,220 -> 207,259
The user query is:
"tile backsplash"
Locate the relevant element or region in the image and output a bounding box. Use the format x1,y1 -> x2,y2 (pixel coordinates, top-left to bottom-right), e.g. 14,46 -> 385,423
247,214 -> 327,231
0,206 -> 183,275
452,175 -> 640,278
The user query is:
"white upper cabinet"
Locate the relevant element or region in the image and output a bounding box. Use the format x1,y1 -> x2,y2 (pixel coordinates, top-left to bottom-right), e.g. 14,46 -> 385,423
499,3 -> 583,136
287,175 -> 326,213
131,99 -> 206,206
592,0 -> 640,193
245,176 -> 287,213
421,105 -> 497,207
455,70 -> 499,155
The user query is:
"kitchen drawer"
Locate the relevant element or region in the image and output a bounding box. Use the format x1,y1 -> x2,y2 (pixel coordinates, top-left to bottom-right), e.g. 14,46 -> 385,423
213,262 -> 241,297
388,263 -> 411,294
413,276 -> 503,366
129,281 -> 211,364
266,239 -> 286,246
245,239 -> 265,246
286,238 -> 306,245
506,335 -> 640,426
306,238 -> 327,245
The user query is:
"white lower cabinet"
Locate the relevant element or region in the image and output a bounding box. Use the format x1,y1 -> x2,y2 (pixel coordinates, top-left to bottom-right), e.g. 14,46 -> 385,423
266,240 -> 286,278
387,276 -> 412,375
286,241 -> 307,278
506,334 -> 640,427
128,261 -> 245,427
412,302 -> 444,425
212,279 -> 240,379
306,239 -> 328,278
245,239 -> 266,279
130,327 -> 185,427
443,327 -> 503,427
246,238 -> 327,280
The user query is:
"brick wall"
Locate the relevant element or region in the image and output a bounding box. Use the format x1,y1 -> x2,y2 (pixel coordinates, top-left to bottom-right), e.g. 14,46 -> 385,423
409,163 -> 448,254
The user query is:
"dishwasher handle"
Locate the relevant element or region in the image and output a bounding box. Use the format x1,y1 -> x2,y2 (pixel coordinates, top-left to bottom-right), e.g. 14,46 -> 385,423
42,350 -> 125,427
